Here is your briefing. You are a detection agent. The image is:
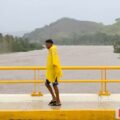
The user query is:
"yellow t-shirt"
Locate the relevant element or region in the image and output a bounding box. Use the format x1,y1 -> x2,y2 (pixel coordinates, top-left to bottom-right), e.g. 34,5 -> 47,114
46,45 -> 62,82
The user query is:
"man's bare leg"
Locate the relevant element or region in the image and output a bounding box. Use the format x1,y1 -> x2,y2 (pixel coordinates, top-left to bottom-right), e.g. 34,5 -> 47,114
45,83 -> 56,101
53,85 -> 61,104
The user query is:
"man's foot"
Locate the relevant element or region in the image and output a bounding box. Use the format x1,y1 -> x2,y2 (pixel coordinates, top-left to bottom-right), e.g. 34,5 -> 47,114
48,100 -> 56,105
50,102 -> 61,106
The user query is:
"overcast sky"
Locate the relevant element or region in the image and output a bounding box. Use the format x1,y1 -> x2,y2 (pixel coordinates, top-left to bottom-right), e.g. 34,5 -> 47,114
0,0 -> 120,33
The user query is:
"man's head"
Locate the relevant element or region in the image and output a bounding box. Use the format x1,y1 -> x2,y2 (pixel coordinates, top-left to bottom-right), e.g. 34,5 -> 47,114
45,39 -> 54,49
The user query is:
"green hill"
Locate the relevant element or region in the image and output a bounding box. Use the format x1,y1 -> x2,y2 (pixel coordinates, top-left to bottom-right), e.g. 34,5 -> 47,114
23,17 -> 120,46
23,17 -> 103,44
101,18 -> 120,35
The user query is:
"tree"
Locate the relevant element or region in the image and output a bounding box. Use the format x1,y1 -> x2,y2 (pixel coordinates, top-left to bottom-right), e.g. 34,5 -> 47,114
115,18 -> 120,23
0,34 -> 43,53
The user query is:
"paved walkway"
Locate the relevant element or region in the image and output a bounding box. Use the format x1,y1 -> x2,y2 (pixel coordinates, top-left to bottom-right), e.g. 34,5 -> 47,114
0,94 -> 120,110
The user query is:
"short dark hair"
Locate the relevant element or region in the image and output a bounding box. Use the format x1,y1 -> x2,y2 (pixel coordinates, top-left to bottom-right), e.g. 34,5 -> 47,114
45,39 -> 54,44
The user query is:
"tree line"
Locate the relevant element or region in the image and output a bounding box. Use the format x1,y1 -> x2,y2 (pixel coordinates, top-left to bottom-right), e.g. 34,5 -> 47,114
53,32 -> 120,45
0,32 -> 120,54
52,32 -> 120,53
0,33 -> 43,53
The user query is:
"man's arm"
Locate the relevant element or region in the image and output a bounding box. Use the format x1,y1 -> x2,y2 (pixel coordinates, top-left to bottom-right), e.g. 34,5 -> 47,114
51,48 -> 58,67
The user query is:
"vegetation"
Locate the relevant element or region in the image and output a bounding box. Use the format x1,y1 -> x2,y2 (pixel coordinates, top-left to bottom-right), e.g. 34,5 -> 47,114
23,18 -> 104,44
0,33 -> 43,54
23,18 -> 120,53
114,41 -> 120,53
1,17 -> 120,53
102,18 -> 120,35
55,32 -> 120,45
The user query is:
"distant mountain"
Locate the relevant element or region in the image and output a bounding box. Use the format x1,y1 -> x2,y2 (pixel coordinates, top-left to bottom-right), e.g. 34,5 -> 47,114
23,17 -> 120,45
23,17 -> 103,43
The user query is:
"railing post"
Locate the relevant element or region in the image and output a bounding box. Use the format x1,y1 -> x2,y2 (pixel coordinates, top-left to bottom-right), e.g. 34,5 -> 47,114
99,69 -> 110,96
31,69 -> 43,96
37,69 -> 43,96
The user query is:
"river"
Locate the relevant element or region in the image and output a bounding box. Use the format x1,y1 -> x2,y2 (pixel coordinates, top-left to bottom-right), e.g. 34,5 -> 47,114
0,46 -> 119,94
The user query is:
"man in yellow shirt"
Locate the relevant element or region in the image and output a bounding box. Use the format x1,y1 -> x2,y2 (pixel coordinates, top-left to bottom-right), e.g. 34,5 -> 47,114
45,39 -> 62,106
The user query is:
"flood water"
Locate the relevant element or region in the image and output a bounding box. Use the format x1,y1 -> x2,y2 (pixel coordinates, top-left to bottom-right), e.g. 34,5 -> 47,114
0,46 -> 120,94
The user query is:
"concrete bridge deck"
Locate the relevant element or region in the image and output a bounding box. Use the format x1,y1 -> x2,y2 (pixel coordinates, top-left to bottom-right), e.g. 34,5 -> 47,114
0,94 -> 119,120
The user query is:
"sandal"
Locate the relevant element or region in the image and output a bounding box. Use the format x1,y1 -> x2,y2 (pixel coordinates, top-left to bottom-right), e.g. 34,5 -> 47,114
48,100 -> 56,105
50,102 -> 61,106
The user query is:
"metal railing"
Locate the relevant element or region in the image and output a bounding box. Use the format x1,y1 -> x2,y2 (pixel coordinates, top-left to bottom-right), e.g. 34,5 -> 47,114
0,66 -> 120,96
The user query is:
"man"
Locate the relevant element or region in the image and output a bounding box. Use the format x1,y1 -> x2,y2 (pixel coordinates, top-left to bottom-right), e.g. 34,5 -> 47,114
45,39 -> 62,106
